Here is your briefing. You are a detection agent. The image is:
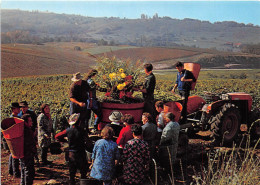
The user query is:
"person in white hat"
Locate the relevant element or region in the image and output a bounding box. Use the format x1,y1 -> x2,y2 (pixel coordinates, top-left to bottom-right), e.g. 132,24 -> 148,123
55,113 -> 91,185
107,110 -> 123,137
69,72 -> 90,131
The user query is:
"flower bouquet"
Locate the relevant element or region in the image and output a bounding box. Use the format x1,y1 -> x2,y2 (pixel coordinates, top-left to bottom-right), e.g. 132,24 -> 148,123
94,56 -> 145,103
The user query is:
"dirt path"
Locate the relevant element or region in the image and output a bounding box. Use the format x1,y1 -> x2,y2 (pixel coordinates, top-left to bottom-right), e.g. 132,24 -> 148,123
1,148 -> 71,185
1,137 -> 213,185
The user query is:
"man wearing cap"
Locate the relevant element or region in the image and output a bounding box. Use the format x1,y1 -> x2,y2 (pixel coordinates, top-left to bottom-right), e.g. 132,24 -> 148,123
18,101 -> 38,133
69,72 -> 90,131
10,102 -> 21,118
18,101 -> 40,165
55,113 -> 91,185
8,102 -> 22,178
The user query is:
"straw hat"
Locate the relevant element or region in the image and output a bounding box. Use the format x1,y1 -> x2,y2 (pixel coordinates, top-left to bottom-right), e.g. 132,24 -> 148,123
69,113 -> 80,125
71,72 -> 83,82
109,110 -> 123,122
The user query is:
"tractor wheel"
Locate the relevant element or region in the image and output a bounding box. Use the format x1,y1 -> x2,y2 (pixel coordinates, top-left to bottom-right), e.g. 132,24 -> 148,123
210,103 -> 241,145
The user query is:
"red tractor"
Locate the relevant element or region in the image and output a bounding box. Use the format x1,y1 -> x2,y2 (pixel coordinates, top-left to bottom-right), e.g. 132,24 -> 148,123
165,91 -> 256,145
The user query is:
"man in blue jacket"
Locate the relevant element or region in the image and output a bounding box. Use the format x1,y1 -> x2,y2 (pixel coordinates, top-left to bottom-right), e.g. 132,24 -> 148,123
171,62 -> 196,124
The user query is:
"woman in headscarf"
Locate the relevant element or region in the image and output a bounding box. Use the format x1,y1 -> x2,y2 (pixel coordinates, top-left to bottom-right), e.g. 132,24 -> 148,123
37,103 -> 54,165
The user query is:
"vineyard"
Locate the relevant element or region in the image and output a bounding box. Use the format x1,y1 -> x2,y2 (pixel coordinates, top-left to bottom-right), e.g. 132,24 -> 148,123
1,70 -> 259,133
95,47 -> 200,63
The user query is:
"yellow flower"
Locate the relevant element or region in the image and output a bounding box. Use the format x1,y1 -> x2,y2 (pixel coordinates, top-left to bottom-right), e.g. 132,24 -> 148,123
112,72 -> 116,78
109,72 -> 116,79
117,84 -> 124,90
117,83 -> 126,90
119,68 -> 124,73
120,73 -> 126,79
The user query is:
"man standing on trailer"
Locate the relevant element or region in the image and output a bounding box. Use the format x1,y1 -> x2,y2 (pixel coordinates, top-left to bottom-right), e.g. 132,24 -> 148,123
69,72 -> 90,131
171,62 -> 196,124
135,63 -> 157,122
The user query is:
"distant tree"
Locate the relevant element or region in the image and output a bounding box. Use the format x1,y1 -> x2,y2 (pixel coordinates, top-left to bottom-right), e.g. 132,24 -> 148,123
141,14 -> 146,19
98,39 -> 108,46
241,44 -> 260,55
109,40 -> 116,46
1,33 -> 11,44
153,13 -> 159,19
6,30 -> 29,46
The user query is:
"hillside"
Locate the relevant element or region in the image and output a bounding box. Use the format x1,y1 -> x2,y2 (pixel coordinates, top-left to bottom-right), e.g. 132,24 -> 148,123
1,43 -> 259,78
1,43 -> 96,78
2,9 -> 260,51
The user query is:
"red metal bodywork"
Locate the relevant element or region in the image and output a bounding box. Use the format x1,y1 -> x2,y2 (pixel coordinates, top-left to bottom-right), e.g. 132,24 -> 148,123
227,93 -> 253,111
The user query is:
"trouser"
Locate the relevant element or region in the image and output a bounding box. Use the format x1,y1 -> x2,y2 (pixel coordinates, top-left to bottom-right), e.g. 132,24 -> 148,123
158,145 -> 176,173
40,147 -> 49,163
1,134 -> 9,150
179,90 -> 190,124
70,102 -> 88,130
68,151 -> 87,183
8,154 -> 20,177
144,100 -> 157,123
86,108 -> 102,129
20,157 -> 35,185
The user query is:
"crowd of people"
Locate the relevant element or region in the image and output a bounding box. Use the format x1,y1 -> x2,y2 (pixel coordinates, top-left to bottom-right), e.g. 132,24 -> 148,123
2,62 -> 196,185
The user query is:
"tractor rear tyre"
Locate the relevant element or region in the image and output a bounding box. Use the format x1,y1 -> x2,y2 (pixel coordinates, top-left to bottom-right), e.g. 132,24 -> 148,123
210,103 -> 241,145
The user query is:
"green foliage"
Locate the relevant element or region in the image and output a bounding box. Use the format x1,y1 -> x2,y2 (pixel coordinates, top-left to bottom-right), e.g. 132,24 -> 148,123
1,75 -> 72,133
1,70 -> 259,132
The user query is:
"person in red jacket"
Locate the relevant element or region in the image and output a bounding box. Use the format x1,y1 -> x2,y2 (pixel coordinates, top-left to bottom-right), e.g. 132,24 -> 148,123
116,114 -> 134,148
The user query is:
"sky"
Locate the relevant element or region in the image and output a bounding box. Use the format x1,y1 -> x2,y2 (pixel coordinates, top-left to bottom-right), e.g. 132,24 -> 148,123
1,0 -> 260,26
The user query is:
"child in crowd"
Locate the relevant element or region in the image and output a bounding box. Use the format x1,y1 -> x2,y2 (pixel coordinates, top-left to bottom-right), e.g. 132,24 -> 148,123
155,101 -> 166,145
